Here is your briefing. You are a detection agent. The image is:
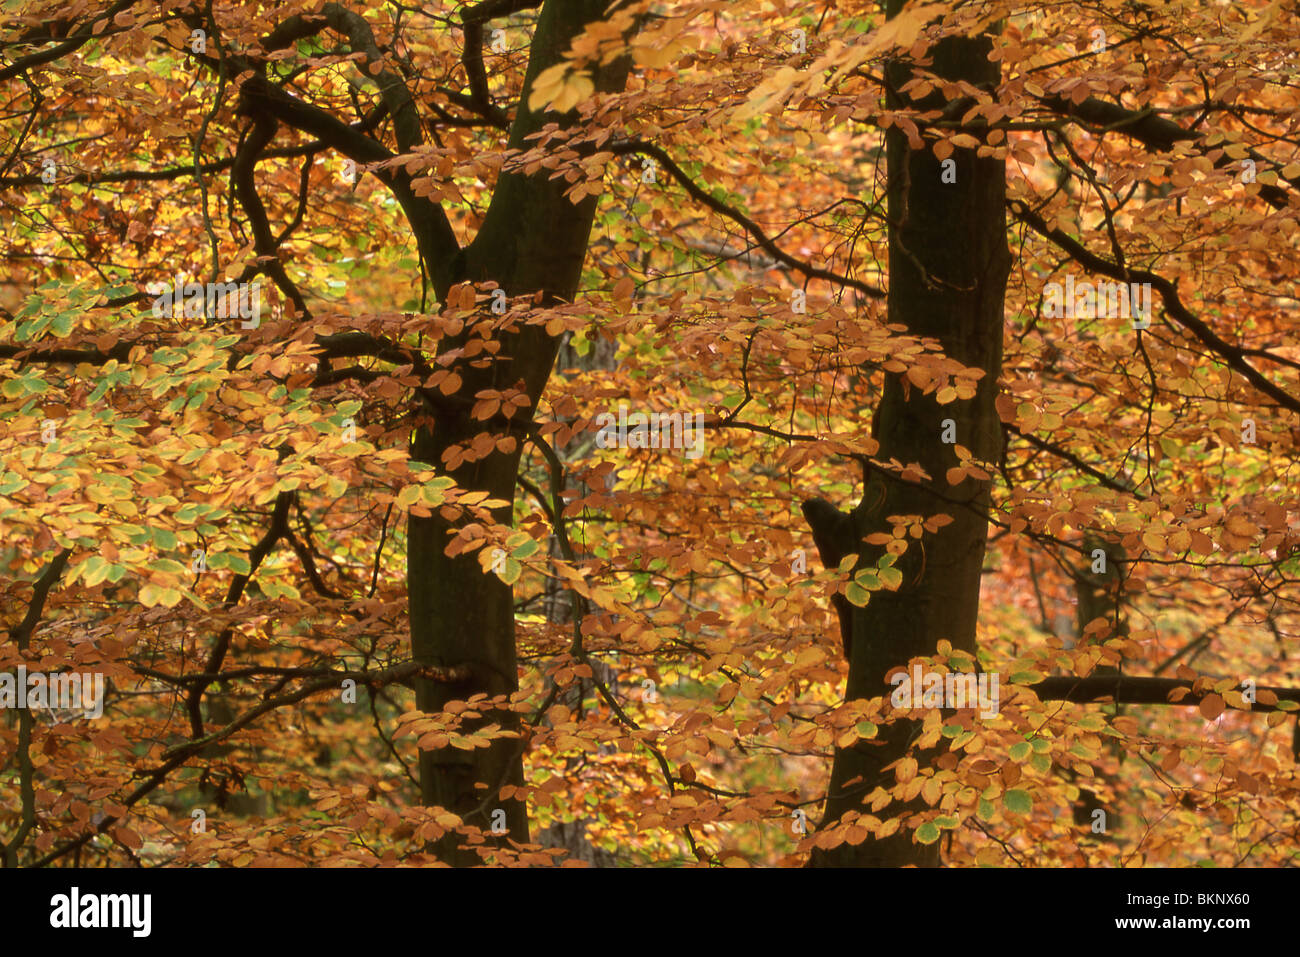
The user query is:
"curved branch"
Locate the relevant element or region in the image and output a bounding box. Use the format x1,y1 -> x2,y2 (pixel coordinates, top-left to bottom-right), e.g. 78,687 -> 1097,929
608,139 -> 886,299
1034,94 -> 1296,211
0,1 -> 137,82
237,74 -> 461,294
184,492 -> 293,738
30,658 -> 466,868
1010,200 -> 1300,415
460,0 -> 537,128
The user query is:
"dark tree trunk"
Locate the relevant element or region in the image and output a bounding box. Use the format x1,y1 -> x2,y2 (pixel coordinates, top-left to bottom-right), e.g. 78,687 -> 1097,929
1068,535 -> 1126,837
808,6 -> 1010,867
407,0 -> 632,865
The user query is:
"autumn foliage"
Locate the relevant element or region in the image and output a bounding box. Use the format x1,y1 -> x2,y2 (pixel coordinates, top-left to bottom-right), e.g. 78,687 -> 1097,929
2,0 -> 1299,867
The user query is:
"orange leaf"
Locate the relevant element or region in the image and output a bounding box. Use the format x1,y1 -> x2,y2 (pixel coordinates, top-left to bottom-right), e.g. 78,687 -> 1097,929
1198,693 -> 1225,721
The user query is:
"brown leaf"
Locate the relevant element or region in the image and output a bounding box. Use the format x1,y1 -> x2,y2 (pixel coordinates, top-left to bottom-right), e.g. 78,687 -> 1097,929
1198,693 -> 1225,721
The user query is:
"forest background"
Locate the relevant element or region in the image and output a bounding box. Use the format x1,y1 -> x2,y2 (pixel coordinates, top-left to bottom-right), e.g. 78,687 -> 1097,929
2,0 -> 1299,868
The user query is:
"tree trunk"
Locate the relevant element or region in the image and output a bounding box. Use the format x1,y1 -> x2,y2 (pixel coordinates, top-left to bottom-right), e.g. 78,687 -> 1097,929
1069,535 -> 1126,837
808,7 -> 1010,867
407,0 -> 631,865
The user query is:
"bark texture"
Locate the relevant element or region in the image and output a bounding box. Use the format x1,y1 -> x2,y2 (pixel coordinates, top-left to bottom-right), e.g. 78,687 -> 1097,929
808,7 -> 1010,867
407,0 -> 632,864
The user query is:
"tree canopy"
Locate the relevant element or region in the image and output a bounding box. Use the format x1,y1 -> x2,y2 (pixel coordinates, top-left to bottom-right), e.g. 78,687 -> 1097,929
2,0 -> 1299,868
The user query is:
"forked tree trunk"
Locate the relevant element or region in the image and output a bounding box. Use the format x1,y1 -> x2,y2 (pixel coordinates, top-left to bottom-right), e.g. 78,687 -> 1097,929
407,0 -> 631,865
808,6 -> 1010,867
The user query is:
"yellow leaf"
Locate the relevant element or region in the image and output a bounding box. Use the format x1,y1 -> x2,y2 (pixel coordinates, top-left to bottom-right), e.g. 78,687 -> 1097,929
633,39 -> 684,69
550,72 -> 595,113
795,647 -> 823,668
527,63 -> 570,111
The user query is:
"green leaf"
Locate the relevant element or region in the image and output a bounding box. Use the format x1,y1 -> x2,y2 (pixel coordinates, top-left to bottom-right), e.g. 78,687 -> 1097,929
498,558 -> 522,585
122,524 -> 149,545
80,555 -> 109,587
262,580 -> 301,600
914,821 -> 940,845
1003,789 -> 1032,815
146,558 -> 188,577
1009,741 -> 1031,762
852,569 -> 880,589
844,582 -> 871,607
139,583 -> 182,608
0,473 -> 27,495
3,373 -> 46,397
50,311 -> 75,337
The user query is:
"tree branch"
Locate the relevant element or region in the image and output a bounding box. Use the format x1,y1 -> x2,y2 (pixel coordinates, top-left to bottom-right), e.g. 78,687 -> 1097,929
1027,674 -> 1300,712
608,139 -> 886,299
0,1 -> 137,82
1035,94 -> 1295,211
1010,200 -> 1300,415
